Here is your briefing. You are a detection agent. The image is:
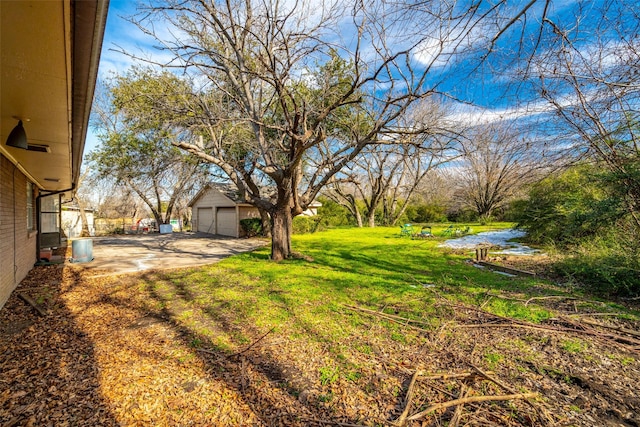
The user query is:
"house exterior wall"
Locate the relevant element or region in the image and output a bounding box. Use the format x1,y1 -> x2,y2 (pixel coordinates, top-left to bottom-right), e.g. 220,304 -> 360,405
1,154 -> 38,309
238,205 -> 260,221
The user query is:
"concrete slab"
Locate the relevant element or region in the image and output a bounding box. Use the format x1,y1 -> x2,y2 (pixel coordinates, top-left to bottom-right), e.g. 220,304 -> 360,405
66,232 -> 267,276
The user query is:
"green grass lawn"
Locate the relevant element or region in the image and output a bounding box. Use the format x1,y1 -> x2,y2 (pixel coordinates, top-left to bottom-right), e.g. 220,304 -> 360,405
134,223 -> 634,356
5,224 -> 639,426
54,223 -> 640,425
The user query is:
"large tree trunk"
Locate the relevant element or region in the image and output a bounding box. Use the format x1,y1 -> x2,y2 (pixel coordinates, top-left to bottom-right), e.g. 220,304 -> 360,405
270,206 -> 292,261
151,211 -> 164,230
259,208 -> 272,237
366,210 -> 376,228
78,204 -> 91,237
354,207 -> 363,228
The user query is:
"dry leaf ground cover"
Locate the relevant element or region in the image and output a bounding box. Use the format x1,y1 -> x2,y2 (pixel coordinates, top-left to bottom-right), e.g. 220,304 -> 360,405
2,225 -> 640,426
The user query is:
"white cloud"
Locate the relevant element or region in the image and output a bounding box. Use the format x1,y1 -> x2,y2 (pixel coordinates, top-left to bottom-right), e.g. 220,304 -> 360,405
444,99 -> 557,127
98,2 -> 194,77
411,11 -> 491,69
413,35 -> 451,69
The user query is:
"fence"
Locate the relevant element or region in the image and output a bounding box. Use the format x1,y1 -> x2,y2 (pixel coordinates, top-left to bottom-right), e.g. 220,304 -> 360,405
92,218 -> 158,236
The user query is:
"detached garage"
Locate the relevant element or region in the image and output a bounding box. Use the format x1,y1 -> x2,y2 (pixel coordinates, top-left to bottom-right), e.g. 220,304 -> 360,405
189,184 -> 261,238
196,207 -> 214,233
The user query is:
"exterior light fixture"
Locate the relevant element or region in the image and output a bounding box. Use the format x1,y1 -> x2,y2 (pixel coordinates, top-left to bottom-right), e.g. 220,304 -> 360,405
6,119 -> 28,149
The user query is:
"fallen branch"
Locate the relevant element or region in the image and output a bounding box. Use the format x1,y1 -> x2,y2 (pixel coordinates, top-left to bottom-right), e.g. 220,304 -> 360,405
486,292 -> 527,303
470,364 -> 554,424
524,295 -> 579,306
417,371 -> 488,381
393,371 -> 489,426
476,261 -> 536,277
343,304 -> 431,331
561,317 -> 640,351
460,320 -> 640,353
196,328 -> 275,361
436,302 -> 531,326
18,292 -> 47,317
15,286 -> 50,292
449,383 -> 470,427
469,364 -> 516,394
230,327 -> 276,359
458,322 -> 578,333
578,318 -> 640,338
393,369 -> 421,426
438,299 -> 640,352
406,392 -> 538,422
568,312 -> 625,317
305,418 -> 376,426
524,295 -> 606,307
558,317 -> 640,347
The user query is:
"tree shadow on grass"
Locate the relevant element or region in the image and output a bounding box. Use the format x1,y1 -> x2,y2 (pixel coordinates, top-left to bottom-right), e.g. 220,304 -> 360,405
83,268 -> 387,425
0,265 -> 118,426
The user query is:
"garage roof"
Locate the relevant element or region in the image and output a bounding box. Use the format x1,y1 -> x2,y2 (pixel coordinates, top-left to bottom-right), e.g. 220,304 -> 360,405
188,183 -> 256,207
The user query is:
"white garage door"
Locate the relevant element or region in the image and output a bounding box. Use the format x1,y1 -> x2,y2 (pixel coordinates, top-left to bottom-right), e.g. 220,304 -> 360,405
197,207 -> 214,233
217,207 -> 237,237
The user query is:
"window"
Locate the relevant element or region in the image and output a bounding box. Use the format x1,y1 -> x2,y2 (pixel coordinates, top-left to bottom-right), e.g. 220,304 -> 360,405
27,182 -> 34,231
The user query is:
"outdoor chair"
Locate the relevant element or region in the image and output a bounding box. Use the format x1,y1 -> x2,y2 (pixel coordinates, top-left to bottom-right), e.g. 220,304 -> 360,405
413,226 -> 433,238
442,225 -> 456,236
442,225 -> 464,237
400,223 -> 414,237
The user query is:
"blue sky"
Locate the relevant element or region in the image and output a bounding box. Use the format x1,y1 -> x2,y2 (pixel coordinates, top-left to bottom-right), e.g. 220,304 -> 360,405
86,0 -> 636,152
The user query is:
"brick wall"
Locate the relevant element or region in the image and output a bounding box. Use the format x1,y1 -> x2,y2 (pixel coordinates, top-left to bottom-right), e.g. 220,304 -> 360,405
0,154 -> 37,309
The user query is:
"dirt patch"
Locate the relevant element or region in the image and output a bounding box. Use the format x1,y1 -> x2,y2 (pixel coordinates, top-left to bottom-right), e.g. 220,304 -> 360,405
1,262 -> 640,426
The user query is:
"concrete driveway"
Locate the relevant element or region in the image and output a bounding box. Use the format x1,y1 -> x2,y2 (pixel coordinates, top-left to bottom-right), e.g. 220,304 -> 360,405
67,232 -> 267,275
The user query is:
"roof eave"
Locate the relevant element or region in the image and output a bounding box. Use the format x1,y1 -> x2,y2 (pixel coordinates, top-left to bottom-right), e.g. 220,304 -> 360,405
70,0 -> 110,188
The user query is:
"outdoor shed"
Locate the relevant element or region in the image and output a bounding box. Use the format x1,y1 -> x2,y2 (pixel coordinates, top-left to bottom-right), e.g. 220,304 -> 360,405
189,183 -> 322,238
188,184 -> 260,238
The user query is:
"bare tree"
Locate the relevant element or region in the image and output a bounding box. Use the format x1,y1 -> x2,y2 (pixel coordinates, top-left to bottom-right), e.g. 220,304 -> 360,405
323,177 -> 364,227
73,168 -> 94,237
326,141 -> 449,227
121,0 -> 546,260
323,99 -> 457,227
452,124 -> 547,220
524,0 -> 640,228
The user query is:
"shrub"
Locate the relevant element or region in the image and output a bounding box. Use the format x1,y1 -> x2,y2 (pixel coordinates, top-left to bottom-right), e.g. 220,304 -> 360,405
239,218 -> 262,237
447,208 -> 478,223
407,203 -> 448,223
511,164 -> 622,244
478,213 -> 494,225
554,225 -> 640,297
292,216 -> 322,234
316,198 -> 352,227
513,163 -> 640,296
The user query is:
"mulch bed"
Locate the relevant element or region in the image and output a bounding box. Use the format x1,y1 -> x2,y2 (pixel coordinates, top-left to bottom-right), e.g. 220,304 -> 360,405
2,258 -> 640,426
